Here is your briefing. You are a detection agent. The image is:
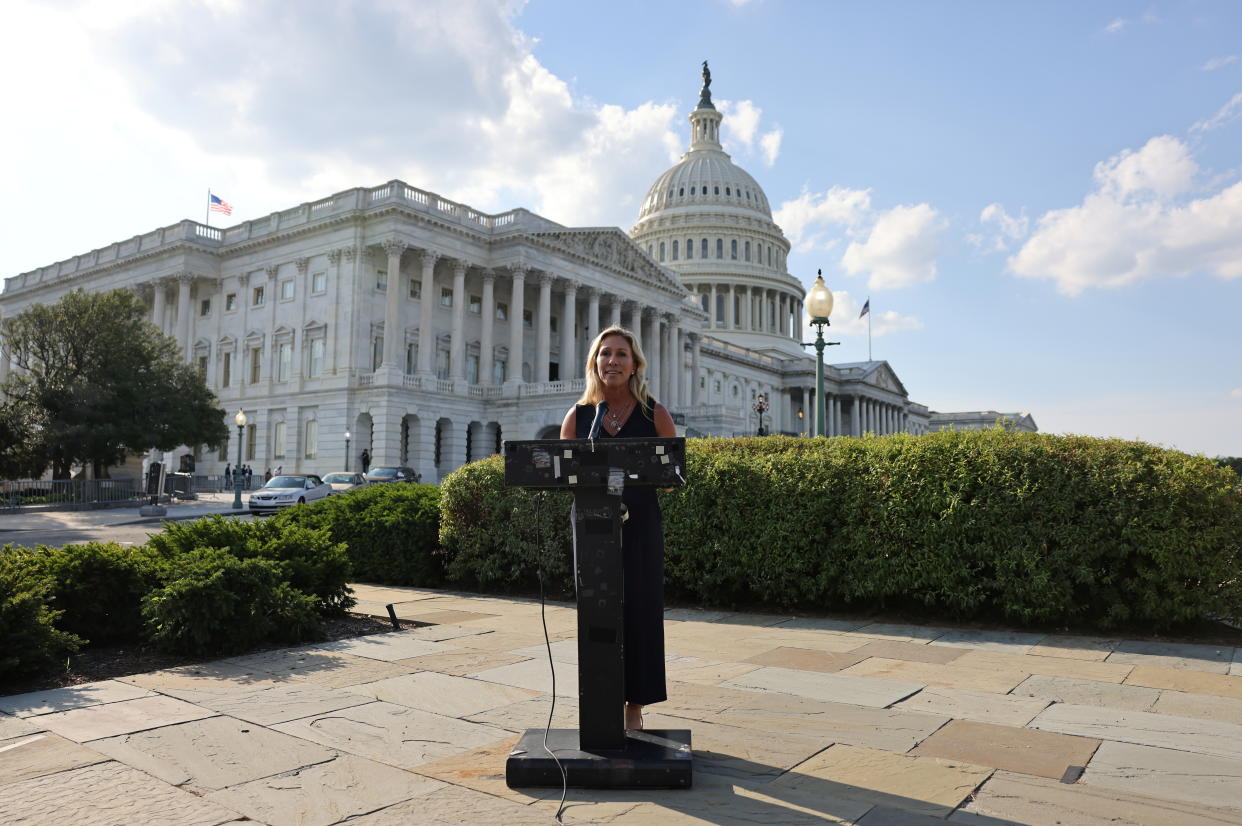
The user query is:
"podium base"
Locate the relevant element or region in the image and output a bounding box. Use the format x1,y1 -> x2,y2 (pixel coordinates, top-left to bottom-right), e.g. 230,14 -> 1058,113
506,728 -> 693,789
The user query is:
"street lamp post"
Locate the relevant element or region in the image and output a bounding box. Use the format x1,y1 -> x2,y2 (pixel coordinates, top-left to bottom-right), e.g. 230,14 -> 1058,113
752,393 -> 769,436
801,270 -> 839,437
345,430 -> 352,472
232,410 -> 247,510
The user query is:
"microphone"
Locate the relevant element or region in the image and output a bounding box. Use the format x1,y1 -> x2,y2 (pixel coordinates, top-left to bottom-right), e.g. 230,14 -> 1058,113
588,401 -> 609,440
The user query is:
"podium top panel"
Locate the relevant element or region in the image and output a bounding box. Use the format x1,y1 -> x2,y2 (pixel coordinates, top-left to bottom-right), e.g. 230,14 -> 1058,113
503,438 -> 686,491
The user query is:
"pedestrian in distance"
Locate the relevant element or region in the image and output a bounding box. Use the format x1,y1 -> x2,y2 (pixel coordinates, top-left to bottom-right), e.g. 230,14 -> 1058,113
360,449 -> 370,473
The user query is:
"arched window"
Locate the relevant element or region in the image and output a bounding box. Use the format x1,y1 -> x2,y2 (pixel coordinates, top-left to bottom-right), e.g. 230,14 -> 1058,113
647,244 -> 653,258
701,238 -> 708,258
700,294 -> 708,311
689,186 -> 695,195
659,241 -> 665,262
678,187 -> 684,197
714,186 -> 720,195
746,191 -> 751,200
767,246 -> 772,266
672,240 -> 679,260
731,239 -> 738,260
725,187 -> 731,196
686,238 -> 693,259
716,238 -> 723,259
745,241 -> 751,261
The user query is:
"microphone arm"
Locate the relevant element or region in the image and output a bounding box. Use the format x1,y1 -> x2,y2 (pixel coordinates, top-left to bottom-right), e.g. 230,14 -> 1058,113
587,401 -> 610,441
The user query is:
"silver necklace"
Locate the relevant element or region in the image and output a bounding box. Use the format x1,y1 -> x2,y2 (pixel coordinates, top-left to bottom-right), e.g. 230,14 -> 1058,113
607,401 -> 633,430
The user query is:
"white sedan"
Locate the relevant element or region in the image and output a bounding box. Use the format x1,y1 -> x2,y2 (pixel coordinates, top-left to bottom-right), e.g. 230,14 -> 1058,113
248,475 -> 333,513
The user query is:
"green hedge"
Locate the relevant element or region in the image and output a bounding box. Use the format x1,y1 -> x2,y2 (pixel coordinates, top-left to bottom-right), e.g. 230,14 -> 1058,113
439,431 -> 1242,630
0,550 -> 82,676
275,483 -> 443,586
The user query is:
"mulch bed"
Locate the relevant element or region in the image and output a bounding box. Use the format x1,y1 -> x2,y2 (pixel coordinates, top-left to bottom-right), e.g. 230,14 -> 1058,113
3,613 -> 423,697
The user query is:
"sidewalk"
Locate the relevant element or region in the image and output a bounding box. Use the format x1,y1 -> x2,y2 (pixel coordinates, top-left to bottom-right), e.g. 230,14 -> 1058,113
0,492 -> 248,533
2,584 -> 1241,824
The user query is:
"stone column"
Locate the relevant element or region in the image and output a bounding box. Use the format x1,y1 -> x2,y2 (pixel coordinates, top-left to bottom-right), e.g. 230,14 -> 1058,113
644,310 -> 659,396
609,294 -> 622,328
670,322 -> 682,409
0,309 -> 7,385
625,301 -> 639,333
175,273 -> 193,361
725,284 -> 735,329
690,334 -> 701,407
479,270 -> 495,385
585,287 -> 600,349
824,391 -> 833,436
535,273 -> 552,383
449,259 -> 467,381
833,396 -> 842,437
560,279 -> 578,380
381,241 -> 406,369
506,266 -> 526,386
416,250 -> 437,377
851,396 -> 861,436
152,279 -> 168,335
709,284 -> 717,328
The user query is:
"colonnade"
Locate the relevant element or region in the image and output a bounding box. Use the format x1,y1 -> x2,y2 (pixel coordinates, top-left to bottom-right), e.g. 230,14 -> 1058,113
687,282 -> 803,340
799,390 -> 913,437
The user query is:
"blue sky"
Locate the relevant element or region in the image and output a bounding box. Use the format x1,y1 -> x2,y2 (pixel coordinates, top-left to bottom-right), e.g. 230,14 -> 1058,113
3,1 -> 1239,455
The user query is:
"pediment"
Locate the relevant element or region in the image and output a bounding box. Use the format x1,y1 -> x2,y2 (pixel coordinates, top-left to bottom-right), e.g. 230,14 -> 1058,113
529,228 -> 686,295
867,362 -> 907,396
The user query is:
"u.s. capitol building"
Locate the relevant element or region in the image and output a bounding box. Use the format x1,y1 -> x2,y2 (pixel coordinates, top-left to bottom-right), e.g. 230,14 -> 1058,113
2,71 -> 1004,483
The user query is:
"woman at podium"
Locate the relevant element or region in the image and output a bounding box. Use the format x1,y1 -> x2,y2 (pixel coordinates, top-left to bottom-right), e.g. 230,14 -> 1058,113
560,326 -> 677,730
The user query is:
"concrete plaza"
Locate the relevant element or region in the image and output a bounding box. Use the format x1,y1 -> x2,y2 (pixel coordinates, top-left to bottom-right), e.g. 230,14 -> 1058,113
2,584 -> 1241,825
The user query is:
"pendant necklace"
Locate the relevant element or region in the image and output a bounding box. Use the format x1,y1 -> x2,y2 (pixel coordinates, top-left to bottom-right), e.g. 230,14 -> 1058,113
607,401 -> 632,431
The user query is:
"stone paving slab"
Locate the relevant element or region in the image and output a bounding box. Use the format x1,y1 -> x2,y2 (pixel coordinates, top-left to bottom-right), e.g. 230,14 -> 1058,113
0,712 -> 42,739
119,662 -> 293,703
1026,634 -> 1121,661
892,685 -> 1049,726
665,607 -> 732,622
1125,663 -> 1242,699
642,709 -> 835,780
1151,689 -> 1242,725
473,656 -> 578,697
440,629 -> 546,652
773,616 -> 871,633
857,805 -> 954,825
665,654 -> 762,685
722,665 -> 924,708
955,648 -> 1134,683
37,695 -> 216,743
410,735 -> 546,804
0,760 -> 243,826
223,647 -> 413,688
272,700 -> 512,769
1082,741 -> 1242,813
1011,673 -> 1160,711
1233,649 -> 1242,677
709,611 -> 793,627
185,682 -> 374,725
743,646 -> 867,674
660,680 -> 949,753
839,622 -> 952,643
348,585 -> 442,603
951,769 -> 1242,825
508,638 -> 579,664
1029,703 -> 1242,760
849,639 -> 969,665
0,678 -> 155,717
911,718 -> 1100,780
927,629 -> 1046,654
841,657 -> 1028,693
205,753 -> 444,826
765,743 -> 993,818
731,628 -> 868,654
348,671 -> 541,718
309,629 -> 461,661
0,731 -> 107,785
90,715 -> 335,792
343,783 -> 557,825
395,647 -> 532,676
465,694 -> 580,733
1107,640 -> 1234,673
388,622 -> 493,643
395,607 -> 499,626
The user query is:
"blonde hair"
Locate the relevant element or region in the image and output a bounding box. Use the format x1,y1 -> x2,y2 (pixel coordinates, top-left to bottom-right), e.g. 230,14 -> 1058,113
577,325 -> 653,411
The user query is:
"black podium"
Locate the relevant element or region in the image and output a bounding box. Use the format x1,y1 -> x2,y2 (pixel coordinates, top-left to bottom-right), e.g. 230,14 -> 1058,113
503,436 -> 693,789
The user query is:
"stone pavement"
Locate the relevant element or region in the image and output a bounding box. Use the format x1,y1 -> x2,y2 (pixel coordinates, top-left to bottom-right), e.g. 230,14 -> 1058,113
2,585 -> 1241,825
0,492 -> 248,533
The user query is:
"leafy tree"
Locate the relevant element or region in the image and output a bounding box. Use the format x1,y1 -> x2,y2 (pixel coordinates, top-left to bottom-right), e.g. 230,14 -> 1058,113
1214,456 -> 1242,477
0,288 -> 227,478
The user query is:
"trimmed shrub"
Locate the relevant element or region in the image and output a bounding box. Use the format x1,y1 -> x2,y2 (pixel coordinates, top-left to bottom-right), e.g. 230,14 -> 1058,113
0,548 -> 81,678
142,548 -> 321,656
275,484 -> 443,586
26,542 -> 164,643
148,515 -> 353,615
438,456 -> 573,595
439,431 -> 1242,630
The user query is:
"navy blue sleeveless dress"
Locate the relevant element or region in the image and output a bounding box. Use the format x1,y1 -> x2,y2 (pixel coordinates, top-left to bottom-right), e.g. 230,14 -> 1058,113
574,399 -> 667,706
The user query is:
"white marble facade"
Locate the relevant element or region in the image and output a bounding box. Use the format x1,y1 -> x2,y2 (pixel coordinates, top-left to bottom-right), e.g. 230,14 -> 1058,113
1,83 -> 945,482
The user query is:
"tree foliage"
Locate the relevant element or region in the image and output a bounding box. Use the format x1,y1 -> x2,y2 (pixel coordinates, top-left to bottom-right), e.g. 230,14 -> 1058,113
0,288 -> 227,478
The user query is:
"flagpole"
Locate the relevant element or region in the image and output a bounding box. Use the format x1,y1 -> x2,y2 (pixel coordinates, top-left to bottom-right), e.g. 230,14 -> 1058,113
205,189 -> 211,227
867,298 -> 872,361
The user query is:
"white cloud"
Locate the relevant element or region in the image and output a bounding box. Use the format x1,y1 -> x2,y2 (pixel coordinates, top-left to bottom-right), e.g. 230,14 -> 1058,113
759,128 -> 783,166
842,203 -> 948,289
1010,135 -> 1242,295
1191,92 -> 1242,135
1231,388 -> 1242,399
809,290 -> 922,337
973,203 -> 1029,251
1201,55 -> 1240,71
719,99 -> 762,149
775,186 -> 872,252
1104,17 -> 1127,34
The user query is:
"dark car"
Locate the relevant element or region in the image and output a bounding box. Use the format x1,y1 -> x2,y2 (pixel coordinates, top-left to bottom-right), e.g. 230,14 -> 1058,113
364,466 -> 419,484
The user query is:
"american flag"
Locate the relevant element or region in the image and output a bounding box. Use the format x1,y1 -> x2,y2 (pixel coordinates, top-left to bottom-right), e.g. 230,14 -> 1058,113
209,193 -> 233,216
859,298 -> 870,319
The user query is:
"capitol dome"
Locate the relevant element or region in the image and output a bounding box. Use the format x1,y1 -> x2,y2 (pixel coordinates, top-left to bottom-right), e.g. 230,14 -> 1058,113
630,66 -> 806,359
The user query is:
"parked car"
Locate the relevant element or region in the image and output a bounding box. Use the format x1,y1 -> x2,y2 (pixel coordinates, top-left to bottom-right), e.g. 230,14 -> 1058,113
248,474 -> 332,513
322,472 -> 367,493
364,466 -> 418,484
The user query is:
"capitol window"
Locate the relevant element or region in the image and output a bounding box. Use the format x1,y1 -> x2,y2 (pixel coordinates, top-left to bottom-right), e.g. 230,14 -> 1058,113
731,240 -> 738,260
678,188 -> 684,196
716,239 -> 723,258
440,287 -> 452,307
745,241 -> 751,262
714,186 -> 719,195
280,280 -> 294,301
496,301 -> 508,321
308,338 -> 324,378
672,240 -> 679,261
376,270 -> 387,291
659,242 -> 665,262
409,279 -> 421,299
200,298 -> 211,317
469,294 -> 481,314
725,187 -> 731,195
686,238 -> 693,259
312,271 -> 326,294
252,285 -> 265,307
701,239 -> 708,258
225,292 -> 237,312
